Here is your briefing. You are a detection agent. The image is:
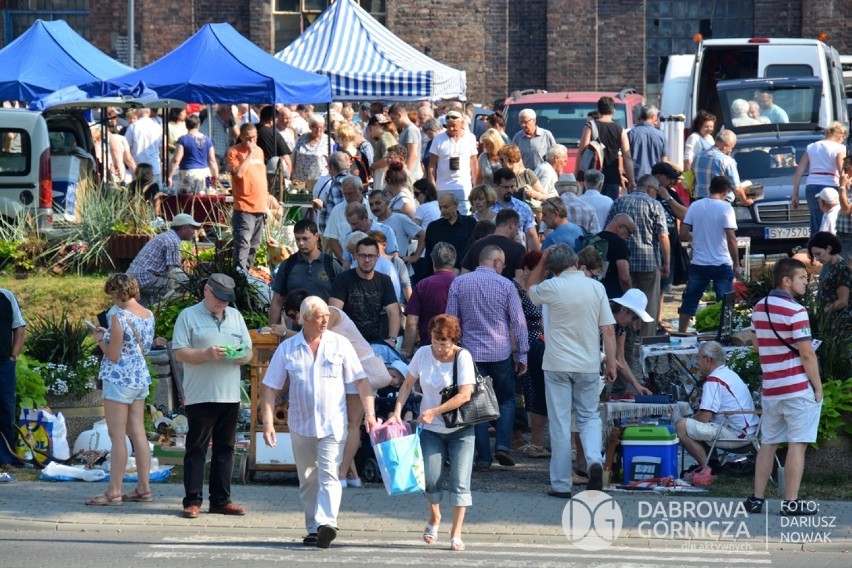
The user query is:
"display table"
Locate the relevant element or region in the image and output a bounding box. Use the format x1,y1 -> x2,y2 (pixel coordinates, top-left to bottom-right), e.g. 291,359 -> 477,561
641,343 -> 749,407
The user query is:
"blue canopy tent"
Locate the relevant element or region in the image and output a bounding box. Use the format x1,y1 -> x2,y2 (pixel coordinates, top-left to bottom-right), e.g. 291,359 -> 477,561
91,23 -> 331,104
275,0 -> 466,101
0,19 -> 132,102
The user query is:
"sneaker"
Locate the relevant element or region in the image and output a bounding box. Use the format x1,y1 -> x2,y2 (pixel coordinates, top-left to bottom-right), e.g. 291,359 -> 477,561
587,463 -> 603,491
0,472 -> 16,483
743,495 -> 764,514
340,478 -> 348,488
346,477 -> 362,488
781,499 -> 818,516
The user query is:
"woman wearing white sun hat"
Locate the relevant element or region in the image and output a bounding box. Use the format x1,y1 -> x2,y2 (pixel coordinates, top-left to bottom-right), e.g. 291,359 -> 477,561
610,289 -> 654,396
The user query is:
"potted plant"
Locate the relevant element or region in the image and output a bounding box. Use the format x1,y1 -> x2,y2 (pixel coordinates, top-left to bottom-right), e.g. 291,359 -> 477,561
108,193 -> 158,265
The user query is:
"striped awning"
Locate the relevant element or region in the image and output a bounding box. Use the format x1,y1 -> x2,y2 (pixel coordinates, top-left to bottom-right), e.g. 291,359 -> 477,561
275,0 -> 466,101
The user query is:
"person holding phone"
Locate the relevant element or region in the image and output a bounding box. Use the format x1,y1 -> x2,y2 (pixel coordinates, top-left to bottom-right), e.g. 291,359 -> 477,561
85,274 -> 155,506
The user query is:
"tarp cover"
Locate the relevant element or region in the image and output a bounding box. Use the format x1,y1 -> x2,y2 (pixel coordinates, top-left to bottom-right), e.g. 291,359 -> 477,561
94,23 -> 331,104
275,0 -> 466,101
0,19 -> 132,102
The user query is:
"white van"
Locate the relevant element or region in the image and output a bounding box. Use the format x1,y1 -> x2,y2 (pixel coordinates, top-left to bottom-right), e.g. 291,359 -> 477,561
0,108 -> 53,227
662,38 -> 848,130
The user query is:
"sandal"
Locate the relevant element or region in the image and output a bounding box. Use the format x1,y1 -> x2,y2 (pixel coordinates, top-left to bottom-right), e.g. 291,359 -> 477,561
86,493 -> 122,506
121,489 -> 154,502
449,537 -> 465,551
422,523 -> 439,545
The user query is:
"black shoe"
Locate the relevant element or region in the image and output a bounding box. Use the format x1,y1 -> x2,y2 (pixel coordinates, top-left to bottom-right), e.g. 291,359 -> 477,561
781,500 -> 818,516
587,463 -> 603,491
317,524 -> 338,548
302,533 -> 318,546
547,489 -> 572,499
494,451 -> 515,466
743,495 -> 764,514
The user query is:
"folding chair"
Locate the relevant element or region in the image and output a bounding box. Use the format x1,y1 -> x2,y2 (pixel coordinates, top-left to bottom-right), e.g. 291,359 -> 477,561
703,409 -> 785,491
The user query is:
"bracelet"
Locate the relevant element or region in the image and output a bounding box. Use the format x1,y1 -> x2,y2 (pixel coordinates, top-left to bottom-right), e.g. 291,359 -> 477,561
365,412 -> 375,417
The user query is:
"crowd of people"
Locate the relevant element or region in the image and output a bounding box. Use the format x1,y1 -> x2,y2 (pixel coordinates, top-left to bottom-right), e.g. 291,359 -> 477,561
1,93 -> 839,548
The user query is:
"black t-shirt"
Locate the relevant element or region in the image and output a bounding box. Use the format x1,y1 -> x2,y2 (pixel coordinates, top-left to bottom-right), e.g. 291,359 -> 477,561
593,120 -> 624,185
424,215 -> 477,274
597,230 -> 630,299
330,269 -> 397,342
256,124 -> 291,164
460,234 -> 525,278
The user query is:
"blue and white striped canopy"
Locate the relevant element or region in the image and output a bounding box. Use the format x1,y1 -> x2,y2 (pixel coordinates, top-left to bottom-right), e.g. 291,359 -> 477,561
275,0 -> 466,101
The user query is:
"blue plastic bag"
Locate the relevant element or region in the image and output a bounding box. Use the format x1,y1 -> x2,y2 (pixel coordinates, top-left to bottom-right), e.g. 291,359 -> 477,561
372,425 -> 425,495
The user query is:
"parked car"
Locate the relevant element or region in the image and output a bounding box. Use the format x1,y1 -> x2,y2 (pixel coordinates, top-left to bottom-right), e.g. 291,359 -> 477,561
502,88 -> 645,172
0,107 -> 95,229
715,77 -> 827,253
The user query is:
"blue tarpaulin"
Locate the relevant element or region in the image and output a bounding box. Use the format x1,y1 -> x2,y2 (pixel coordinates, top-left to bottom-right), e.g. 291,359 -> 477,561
92,23 -> 332,104
275,0 -> 466,101
0,19 -> 133,102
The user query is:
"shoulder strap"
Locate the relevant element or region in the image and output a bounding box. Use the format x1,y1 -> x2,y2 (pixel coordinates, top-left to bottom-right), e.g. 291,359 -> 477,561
316,178 -> 334,201
123,313 -> 146,356
323,253 -> 338,283
589,119 -> 601,142
452,349 -> 460,388
763,297 -> 800,355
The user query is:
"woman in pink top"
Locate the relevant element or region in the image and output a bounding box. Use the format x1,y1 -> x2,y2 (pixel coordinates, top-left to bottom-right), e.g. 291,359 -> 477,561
792,121 -> 848,236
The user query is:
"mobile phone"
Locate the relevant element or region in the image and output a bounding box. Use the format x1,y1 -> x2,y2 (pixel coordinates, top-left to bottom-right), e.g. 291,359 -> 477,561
84,320 -> 98,331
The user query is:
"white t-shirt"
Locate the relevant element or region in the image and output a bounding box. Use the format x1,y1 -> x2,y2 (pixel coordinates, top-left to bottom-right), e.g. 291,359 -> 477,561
820,205 -> 839,234
415,200 -> 441,228
805,139 -> 845,187
683,198 -> 737,267
408,346 -> 475,434
430,130 -> 478,194
125,117 -> 163,175
700,365 -> 757,437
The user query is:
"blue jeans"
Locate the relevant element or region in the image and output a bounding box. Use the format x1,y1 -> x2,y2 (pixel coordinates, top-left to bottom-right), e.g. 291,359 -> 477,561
420,426 -> 475,507
806,184 -> 835,236
545,370 -> 603,493
0,360 -> 17,465
473,356 -> 516,467
678,263 -> 735,316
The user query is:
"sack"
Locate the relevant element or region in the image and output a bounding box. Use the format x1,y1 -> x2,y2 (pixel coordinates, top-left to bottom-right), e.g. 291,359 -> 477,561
16,408 -> 70,465
439,349 -> 500,428
672,242 -> 691,286
372,426 -> 425,495
578,120 -> 605,173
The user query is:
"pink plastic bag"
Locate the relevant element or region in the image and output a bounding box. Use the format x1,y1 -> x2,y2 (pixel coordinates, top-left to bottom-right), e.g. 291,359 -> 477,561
368,420 -> 411,445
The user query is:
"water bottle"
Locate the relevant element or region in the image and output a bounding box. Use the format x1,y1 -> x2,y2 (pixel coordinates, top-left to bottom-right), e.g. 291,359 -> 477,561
23,449 -> 34,468
669,383 -> 679,403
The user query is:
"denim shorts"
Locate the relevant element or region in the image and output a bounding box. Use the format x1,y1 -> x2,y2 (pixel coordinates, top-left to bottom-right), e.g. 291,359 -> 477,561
103,381 -> 149,404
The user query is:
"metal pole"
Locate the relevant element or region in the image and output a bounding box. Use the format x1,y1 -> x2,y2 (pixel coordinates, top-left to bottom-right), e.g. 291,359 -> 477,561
128,0 -> 135,66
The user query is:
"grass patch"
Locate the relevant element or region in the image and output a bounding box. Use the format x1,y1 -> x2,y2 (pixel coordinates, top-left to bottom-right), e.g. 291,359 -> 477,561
0,273 -> 109,322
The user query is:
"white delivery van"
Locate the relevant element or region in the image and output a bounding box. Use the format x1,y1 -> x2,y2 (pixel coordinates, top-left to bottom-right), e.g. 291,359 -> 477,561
662,38 -> 848,130
0,109 -> 53,227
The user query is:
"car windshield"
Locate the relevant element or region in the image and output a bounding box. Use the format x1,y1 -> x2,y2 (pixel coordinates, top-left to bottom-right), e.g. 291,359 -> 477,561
718,84 -> 821,129
504,103 -> 628,147
732,139 -> 812,180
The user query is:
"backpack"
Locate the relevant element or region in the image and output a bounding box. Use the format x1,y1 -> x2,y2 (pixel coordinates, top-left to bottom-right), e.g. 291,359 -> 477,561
578,232 -> 609,274
578,120 -> 605,173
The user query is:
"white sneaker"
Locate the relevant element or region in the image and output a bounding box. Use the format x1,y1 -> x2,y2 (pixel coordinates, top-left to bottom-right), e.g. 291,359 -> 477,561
0,472 -> 16,483
339,478 -> 347,488
346,477 -> 362,488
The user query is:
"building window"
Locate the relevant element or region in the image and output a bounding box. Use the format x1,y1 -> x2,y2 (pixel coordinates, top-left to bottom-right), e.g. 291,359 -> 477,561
5,0 -> 89,44
273,0 -> 386,54
646,0 -> 754,86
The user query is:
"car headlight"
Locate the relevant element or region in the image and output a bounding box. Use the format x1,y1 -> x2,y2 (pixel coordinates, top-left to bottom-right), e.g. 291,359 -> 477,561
734,206 -> 753,222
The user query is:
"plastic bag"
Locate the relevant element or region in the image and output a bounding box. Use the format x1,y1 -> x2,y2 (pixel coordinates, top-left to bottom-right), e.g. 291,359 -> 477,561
368,419 -> 411,445
16,408 -> 70,465
372,425 -> 425,495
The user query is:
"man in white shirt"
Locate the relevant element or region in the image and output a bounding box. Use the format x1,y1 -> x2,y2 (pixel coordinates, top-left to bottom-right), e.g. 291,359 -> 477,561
535,144 -> 567,197
427,110 -> 479,215
124,108 -> 163,183
261,296 -> 375,548
579,169 -> 614,229
323,176 -> 375,260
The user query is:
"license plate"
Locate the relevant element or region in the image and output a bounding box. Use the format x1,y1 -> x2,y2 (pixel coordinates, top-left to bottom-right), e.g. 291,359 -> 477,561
764,226 -> 810,240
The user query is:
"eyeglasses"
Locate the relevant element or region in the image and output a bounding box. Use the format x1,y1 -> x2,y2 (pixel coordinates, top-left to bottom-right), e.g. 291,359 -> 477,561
357,253 -> 378,260
492,258 -> 506,266
520,119 -> 534,125
621,224 -> 635,236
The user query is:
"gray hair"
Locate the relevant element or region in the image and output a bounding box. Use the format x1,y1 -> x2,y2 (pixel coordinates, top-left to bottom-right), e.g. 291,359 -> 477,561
479,244 -> 505,266
328,151 -> 350,173
584,169 -> 604,189
345,201 -> 368,219
698,340 -> 727,365
346,230 -> 369,252
545,144 -> 568,162
430,241 -> 457,269
421,118 -> 442,133
637,173 -> 659,191
716,129 -> 737,146
639,104 -> 659,121
545,244 -> 577,275
438,191 -> 459,206
341,175 -> 363,193
519,108 -> 536,120
299,295 -> 329,325
308,113 -> 325,127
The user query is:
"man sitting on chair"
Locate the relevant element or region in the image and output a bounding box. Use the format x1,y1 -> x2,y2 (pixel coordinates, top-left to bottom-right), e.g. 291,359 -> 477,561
675,341 -> 756,466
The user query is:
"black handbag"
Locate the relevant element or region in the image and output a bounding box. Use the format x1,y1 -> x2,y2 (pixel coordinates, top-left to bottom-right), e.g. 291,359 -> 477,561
439,349 -> 500,428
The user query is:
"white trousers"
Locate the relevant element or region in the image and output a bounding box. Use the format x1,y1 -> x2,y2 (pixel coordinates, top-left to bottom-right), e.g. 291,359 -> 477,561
290,431 -> 346,532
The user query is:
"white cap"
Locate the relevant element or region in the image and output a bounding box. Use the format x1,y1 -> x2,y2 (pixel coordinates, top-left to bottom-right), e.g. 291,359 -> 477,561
816,187 -> 839,205
170,213 -> 202,228
611,289 -> 654,323
389,360 -> 409,377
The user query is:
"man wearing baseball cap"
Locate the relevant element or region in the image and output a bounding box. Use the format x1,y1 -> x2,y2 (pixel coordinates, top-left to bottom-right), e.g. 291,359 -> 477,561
128,213 -> 201,304
815,187 -> 840,234
172,273 -> 253,519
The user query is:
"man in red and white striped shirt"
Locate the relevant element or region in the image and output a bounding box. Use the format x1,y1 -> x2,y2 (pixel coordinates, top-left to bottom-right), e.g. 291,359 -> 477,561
746,258 -> 823,517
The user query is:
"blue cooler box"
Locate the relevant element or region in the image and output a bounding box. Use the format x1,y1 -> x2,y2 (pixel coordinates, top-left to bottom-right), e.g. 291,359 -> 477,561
621,425 -> 679,484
